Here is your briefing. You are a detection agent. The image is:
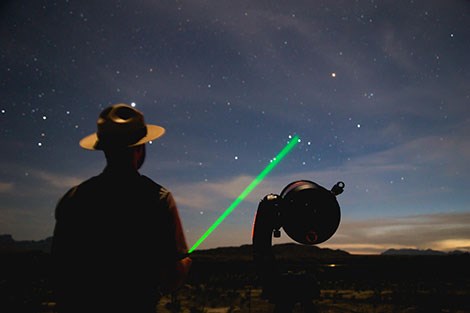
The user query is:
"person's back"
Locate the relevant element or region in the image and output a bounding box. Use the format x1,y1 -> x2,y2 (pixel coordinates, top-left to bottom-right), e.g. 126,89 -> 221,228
51,104 -> 191,313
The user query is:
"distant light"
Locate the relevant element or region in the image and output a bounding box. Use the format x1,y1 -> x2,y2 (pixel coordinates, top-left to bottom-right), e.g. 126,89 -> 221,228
38,142 -> 43,147
131,102 -> 136,107
42,115 -> 47,120
331,72 -> 336,77
234,156 -> 238,160
357,124 -> 361,128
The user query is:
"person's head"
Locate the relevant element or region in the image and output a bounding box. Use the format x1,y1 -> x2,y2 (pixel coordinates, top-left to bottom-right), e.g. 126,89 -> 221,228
103,144 -> 146,170
79,104 -> 165,169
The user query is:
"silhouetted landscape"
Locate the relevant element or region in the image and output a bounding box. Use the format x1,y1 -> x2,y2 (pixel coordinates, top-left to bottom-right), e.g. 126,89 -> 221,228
1,234 -> 469,312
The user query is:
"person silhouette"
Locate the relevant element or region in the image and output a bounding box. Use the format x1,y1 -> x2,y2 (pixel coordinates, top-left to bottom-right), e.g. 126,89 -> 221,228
51,103 -> 191,313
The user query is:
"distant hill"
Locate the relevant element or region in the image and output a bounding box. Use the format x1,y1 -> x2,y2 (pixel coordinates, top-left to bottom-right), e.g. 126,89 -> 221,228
381,248 -> 468,256
0,234 -> 52,253
273,243 -> 351,259
191,243 -> 350,262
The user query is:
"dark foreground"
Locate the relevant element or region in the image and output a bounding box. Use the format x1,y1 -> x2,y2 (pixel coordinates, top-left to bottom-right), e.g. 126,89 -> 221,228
1,246 -> 469,313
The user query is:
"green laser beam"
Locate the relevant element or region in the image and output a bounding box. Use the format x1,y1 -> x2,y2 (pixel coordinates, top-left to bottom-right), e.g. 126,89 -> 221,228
188,135 -> 300,253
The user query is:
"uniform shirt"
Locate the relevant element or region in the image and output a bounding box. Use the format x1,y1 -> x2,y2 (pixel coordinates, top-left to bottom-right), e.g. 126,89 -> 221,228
51,166 -> 188,313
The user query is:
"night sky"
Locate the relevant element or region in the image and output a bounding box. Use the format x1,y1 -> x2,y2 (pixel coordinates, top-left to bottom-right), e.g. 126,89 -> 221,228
1,0 -> 469,254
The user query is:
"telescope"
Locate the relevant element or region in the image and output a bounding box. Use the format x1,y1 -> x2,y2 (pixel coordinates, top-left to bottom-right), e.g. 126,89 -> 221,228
252,180 -> 344,313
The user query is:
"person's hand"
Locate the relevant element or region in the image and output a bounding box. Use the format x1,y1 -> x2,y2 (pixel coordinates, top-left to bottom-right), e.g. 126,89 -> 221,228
163,256 -> 192,292
177,256 -> 192,281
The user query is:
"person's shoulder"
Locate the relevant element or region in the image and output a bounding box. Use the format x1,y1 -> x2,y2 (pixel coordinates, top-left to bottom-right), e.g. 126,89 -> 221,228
55,176 -> 100,218
71,175 -> 103,193
59,175 -> 103,201
139,175 -> 172,198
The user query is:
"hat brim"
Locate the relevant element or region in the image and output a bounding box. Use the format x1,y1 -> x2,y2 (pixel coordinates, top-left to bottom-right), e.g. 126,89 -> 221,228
79,124 -> 166,150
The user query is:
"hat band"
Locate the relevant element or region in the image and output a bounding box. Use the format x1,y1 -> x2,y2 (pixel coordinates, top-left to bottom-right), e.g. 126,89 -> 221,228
95,127 -> 147,149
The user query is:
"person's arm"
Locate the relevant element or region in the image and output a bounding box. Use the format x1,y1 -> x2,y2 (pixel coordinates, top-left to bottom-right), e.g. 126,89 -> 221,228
51,187 -> 77,308
51,187 -> 77,268
160,192 -> 192,291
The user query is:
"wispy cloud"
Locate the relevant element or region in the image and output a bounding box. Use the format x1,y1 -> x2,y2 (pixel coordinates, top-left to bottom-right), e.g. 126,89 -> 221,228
0,182 -> 15,193
325,212 -> 470,254
1,161 -> 86,193
29,170 -> 85,190
173,175 -> 271,211
175,127 -> 469,212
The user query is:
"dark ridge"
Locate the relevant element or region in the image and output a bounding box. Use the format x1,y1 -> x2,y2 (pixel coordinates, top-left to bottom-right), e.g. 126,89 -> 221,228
190,242 -> 350,262
381,248 -> 468,256
0,234 -> 52,253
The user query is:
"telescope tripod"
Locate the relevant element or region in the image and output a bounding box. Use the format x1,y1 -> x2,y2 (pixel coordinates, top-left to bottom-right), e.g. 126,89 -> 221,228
252,181 -> 344,313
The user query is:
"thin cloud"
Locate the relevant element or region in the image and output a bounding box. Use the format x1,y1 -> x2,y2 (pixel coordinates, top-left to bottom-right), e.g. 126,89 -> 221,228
175,127 -> 470,213
0,182 -> 14,193
325,212 -> 470,254
173,175 -> 270,211
30,170 -> 83,190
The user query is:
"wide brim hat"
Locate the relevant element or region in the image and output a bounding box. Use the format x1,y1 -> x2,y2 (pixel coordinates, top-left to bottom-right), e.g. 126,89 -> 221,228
79,103 -> 165,150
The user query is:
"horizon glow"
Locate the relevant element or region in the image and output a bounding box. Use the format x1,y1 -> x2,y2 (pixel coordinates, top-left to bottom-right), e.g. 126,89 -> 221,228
188,135 -> 300,253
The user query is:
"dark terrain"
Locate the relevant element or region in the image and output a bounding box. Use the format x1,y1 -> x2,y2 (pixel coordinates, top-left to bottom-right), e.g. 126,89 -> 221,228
1,235 -> 469,312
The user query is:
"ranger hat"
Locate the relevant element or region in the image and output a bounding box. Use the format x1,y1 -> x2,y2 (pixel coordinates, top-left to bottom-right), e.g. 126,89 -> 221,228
79,104 -> 165,150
